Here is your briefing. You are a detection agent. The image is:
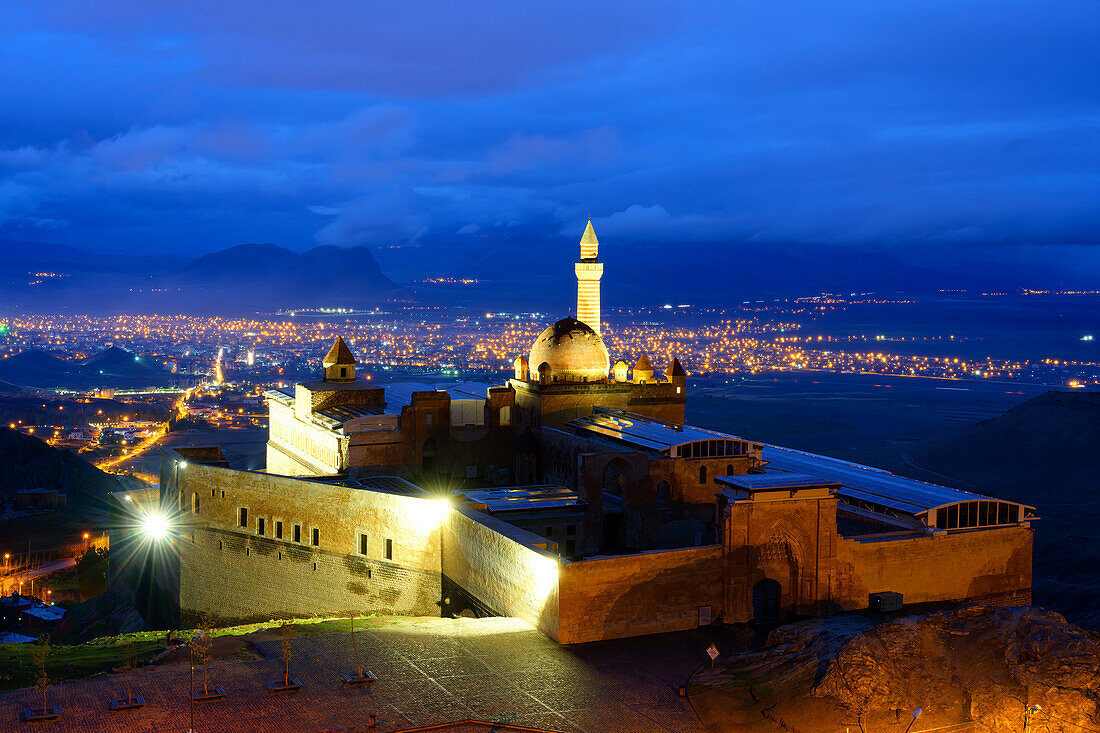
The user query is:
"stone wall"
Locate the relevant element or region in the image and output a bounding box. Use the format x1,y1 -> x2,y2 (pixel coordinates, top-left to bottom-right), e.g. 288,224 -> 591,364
557,545 -> 724,643
441,506 -> 560,639
172,459 -> 444,626
834,525 -> 1033,609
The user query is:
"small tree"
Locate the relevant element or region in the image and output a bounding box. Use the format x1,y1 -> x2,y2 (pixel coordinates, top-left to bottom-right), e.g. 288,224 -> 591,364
190,607 -> 216,695
350,616 -> 363,679
31,635 -> 51,713
280,622 -> 297,686
123,639 -> 136,703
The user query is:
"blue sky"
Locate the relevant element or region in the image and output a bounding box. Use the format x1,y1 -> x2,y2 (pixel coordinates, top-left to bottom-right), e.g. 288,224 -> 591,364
1,1 -> 1099,288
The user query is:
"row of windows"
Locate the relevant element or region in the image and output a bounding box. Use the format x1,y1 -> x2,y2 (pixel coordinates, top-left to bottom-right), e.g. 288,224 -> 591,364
698,465 -> 738,484
358,533 -> 394,561
238,507 -> 320,546
677,440 -> 747,459
933,501 -> 1021,530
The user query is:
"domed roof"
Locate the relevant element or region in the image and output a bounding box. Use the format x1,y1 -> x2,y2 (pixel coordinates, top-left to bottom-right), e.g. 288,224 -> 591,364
529,317 -> 609,383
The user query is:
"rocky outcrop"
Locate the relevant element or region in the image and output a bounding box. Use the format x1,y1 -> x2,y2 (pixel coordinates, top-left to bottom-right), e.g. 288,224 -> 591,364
812,605 -> 1100,733
690,606 -> 1100,733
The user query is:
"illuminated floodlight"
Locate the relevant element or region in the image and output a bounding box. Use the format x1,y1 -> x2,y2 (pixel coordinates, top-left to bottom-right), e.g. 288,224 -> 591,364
141,513 -> 170,540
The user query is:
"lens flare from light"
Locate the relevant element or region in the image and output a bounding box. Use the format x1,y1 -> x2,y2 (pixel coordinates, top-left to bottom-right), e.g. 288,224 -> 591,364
142,512 -> 170,540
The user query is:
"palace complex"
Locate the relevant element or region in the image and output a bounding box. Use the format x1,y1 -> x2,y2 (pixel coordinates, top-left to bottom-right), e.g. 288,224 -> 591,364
122,222 -> 1036,644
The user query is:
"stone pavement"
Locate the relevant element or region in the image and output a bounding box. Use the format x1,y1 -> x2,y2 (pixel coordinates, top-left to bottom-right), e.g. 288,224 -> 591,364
1,617 -> 740,732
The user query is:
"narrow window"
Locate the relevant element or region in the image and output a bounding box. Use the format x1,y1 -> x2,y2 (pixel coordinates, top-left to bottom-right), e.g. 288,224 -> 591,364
340,366 -> 347,378
426,413 -> 433,426
565,539 -> 576,555
359,533 -> 369,556
211,488 -> 215,497
276,521 -> 283,539
311,528 -> 319,547
192,493 -> 200,514
221,490 -> 225,499
500,406 -> 511,425
699,466 -> 708,484
293,524 -> 301,543
384,538 -> 393,560
239,507 -> 248,527
726,464 -> 734,476
312,562 -> 317,571
258,517 -> 265,535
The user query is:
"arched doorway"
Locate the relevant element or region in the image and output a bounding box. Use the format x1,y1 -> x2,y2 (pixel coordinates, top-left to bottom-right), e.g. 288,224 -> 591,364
656,480 -> 671,507
602,461 -> 626,496
422,437 -> 437,475
752,578 -> 781,623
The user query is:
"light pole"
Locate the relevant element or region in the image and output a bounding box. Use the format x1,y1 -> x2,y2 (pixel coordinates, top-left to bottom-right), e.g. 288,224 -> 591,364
1024,704 -> 1042,732
904,708 -> 923,733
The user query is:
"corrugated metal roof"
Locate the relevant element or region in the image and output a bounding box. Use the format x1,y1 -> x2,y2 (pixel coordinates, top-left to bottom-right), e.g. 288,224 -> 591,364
718,473 -> 838,491
457,485 -> 583,513
760,443 -> 1035,516
308,475 -> 428,496
569,409 -> 743,453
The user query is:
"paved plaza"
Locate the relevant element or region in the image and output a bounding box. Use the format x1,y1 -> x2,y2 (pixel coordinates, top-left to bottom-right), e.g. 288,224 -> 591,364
0,617 -> 738,732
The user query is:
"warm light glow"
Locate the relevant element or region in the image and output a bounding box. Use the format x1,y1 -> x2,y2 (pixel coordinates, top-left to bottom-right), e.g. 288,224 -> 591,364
141,512 -> 170,540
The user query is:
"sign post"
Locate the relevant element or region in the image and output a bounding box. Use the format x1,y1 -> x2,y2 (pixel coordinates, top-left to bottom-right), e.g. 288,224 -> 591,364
706,643 -> 719,669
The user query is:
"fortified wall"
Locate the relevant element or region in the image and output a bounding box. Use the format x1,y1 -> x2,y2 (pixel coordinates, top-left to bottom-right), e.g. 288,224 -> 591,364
150,449 -> 1034,643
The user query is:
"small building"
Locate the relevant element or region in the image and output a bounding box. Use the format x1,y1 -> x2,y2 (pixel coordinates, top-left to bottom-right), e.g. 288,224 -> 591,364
13,488 -> 65,510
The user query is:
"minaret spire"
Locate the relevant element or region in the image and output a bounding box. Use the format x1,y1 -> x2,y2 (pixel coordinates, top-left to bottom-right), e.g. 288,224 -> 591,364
575,219 -> 604,335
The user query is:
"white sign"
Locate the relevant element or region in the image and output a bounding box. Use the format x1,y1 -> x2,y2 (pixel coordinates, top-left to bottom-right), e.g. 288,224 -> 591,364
706,644 -> 719,661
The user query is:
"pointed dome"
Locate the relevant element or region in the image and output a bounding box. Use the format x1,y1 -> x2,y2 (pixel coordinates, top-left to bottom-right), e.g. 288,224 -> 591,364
633,353 -> 654,382
669,357 -> 686,377
323,336 -> 356,366
528,317 -> 609,383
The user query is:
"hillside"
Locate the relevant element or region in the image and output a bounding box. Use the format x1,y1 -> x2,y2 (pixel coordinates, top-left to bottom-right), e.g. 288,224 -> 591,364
0,346 -> 164,389
0,241 -> 406,314
160,243 -> 403,310
0,427 -> 126,556
884,391 -> 1100,627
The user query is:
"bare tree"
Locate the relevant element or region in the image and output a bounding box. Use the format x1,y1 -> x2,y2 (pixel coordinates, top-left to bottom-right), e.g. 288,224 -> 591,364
280,622 -> 297,687
31,635 -> 51,713
190,607 -> 216,696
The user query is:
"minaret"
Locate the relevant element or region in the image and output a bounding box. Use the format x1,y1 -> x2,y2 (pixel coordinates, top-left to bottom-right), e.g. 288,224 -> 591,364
574,219 -> 604,335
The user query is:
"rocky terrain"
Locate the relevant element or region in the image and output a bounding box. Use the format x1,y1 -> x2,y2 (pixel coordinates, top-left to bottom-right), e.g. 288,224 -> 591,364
690,605 -> 1100,733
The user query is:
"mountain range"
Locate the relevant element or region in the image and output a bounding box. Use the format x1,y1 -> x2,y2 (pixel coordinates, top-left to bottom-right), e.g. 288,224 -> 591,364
0,242 -> 403,315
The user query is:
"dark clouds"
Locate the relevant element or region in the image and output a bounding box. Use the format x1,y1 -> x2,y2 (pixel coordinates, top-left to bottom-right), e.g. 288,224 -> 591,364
1,0 -> 1099,285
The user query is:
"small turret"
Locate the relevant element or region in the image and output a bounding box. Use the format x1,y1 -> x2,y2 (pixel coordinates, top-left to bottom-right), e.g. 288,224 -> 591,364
633,353 -> 653,383
668,357 -> 687,393
613,360 -> 629,382
322,336 -> 357,382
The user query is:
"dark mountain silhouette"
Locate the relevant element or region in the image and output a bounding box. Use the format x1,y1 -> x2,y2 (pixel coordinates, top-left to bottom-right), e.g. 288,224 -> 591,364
80,346 -> 159,375
882,390 -> 1100,628
0,240 -> 405,314
0,346 -> 166,389
162,243 -> 401,307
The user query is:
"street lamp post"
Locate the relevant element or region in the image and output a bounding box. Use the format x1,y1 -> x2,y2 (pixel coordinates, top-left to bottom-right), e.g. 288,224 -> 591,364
904,708 -> 923,733
1024,704 -> 1042,732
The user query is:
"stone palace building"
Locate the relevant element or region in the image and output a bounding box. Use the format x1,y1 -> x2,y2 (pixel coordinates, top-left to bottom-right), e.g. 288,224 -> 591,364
122,222 -> 1036,644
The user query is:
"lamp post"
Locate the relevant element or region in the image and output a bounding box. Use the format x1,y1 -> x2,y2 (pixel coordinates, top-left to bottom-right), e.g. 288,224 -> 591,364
904,708 -> 923,733
1024,704 -> 1042,732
